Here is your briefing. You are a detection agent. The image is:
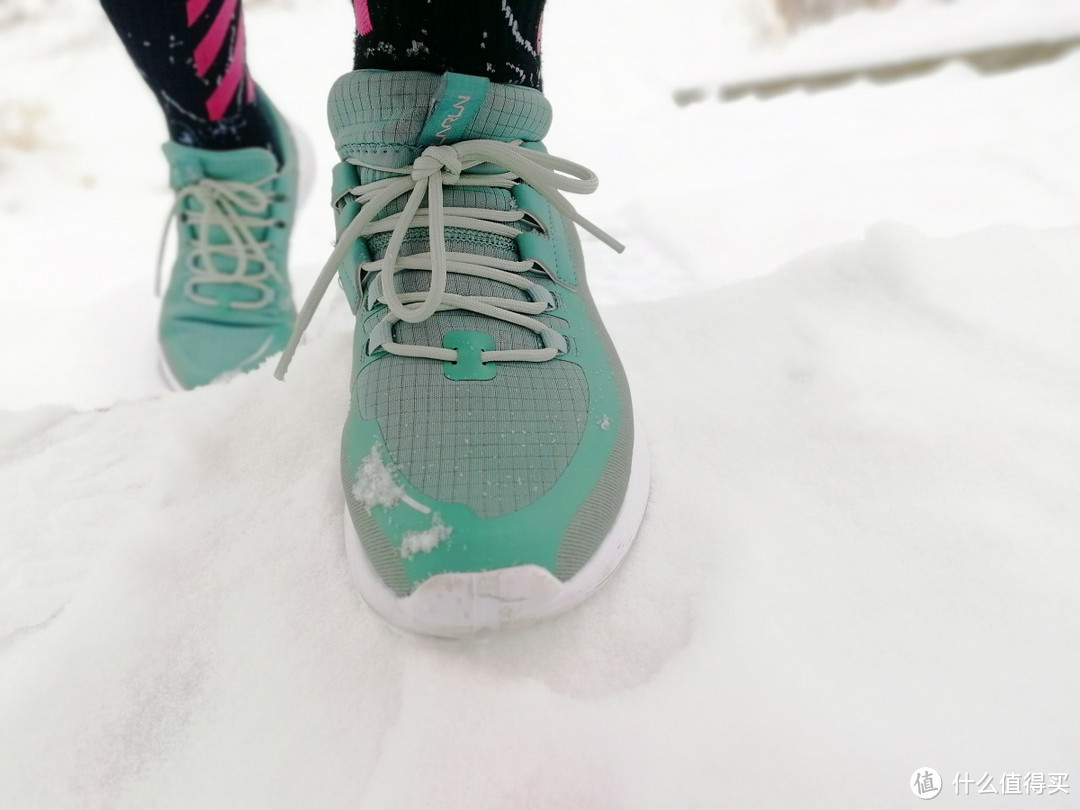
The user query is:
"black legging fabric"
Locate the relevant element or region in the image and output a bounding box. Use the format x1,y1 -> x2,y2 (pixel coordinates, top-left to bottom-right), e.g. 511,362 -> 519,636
99,0 -> 547,154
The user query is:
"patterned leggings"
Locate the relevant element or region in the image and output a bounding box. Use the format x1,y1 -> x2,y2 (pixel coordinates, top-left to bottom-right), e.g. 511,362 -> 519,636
99,0 -> 546,155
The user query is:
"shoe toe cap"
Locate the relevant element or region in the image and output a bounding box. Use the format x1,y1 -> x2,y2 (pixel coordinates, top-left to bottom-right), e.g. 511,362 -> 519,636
160,318 -> 292,389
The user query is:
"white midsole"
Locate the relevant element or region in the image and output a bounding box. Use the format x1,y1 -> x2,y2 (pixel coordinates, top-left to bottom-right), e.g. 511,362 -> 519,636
158,351 -> 183,392
344,420 -> 651,638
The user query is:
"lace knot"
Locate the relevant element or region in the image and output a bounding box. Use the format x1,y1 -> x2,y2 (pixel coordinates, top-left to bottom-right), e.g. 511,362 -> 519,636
412,145 -> 462,184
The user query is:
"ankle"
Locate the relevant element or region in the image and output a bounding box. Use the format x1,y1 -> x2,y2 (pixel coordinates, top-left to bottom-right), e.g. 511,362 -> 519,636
166,94 -> 283,164
351,0 -> 545,90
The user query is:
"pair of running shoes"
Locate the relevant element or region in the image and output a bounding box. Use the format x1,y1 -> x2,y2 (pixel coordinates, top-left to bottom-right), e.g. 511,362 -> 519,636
159,69 -> 649,637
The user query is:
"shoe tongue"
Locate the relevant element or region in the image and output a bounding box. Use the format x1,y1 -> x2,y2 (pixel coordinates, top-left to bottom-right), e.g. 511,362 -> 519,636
163,142 -> 278,188
328,70 -> 552,161
162,143 -> 279,306
328,71 -> 557,356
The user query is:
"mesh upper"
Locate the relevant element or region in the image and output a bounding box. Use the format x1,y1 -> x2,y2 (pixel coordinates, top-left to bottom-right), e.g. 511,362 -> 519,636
356,359 -> 588,518
328,71 -> 553,169
332,71 -> 634,577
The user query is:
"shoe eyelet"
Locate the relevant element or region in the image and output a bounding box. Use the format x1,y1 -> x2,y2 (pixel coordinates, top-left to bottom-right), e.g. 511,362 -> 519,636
521,210 -> 548,235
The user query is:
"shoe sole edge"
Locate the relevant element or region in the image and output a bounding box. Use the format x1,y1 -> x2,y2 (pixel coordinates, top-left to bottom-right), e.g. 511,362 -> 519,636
343,420 -> 651,638
158,351 -> 184,392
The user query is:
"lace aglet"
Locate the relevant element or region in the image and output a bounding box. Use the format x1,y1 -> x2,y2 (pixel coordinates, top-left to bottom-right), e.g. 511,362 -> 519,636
273,359 -> 288,381
577,215 -> 626,254
273,336 -> 299,380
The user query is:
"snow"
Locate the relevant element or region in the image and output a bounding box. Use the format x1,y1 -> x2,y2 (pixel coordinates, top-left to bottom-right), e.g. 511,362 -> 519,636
2,0 -> 1080,807
400,514 -> 452,559
351,444 -> 418,513
713,0 -> 1080,90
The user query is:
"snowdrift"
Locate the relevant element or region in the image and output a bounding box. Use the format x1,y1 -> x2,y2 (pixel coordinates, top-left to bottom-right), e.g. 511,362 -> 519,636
2,223 -> 1078,809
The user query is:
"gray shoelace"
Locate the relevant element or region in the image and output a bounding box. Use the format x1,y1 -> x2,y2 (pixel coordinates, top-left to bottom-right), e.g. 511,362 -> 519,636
156,176 -> 284,310
275,139 -> 622,378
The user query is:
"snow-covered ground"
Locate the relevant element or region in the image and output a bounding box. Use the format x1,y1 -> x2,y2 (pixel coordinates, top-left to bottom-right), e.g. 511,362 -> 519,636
2,1 -> 1079,807
709,0 -> 1080,90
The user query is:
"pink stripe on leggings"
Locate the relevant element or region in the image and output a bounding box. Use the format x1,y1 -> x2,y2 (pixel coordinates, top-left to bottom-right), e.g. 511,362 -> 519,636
205,14 -> 246,120
194,0 -> 240,77
186,0 -> 212,25
354,0 -> 373,35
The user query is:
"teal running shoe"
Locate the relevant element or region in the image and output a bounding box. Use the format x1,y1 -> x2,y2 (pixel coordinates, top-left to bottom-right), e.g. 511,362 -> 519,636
277,71 -> 649,637
158,90 -> 297,389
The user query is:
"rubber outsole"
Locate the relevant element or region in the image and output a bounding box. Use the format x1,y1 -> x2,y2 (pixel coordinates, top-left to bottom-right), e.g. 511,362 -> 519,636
344,422 -> 651,638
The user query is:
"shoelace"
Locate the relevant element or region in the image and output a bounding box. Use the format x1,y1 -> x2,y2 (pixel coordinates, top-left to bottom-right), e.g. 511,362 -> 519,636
274,140 -> 623,379
156,176 -> 284,310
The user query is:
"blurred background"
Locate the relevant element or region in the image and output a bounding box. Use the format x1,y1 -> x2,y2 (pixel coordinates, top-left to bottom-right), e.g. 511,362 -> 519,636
2,6 -> 1079,808
2,0 -> 1079,409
